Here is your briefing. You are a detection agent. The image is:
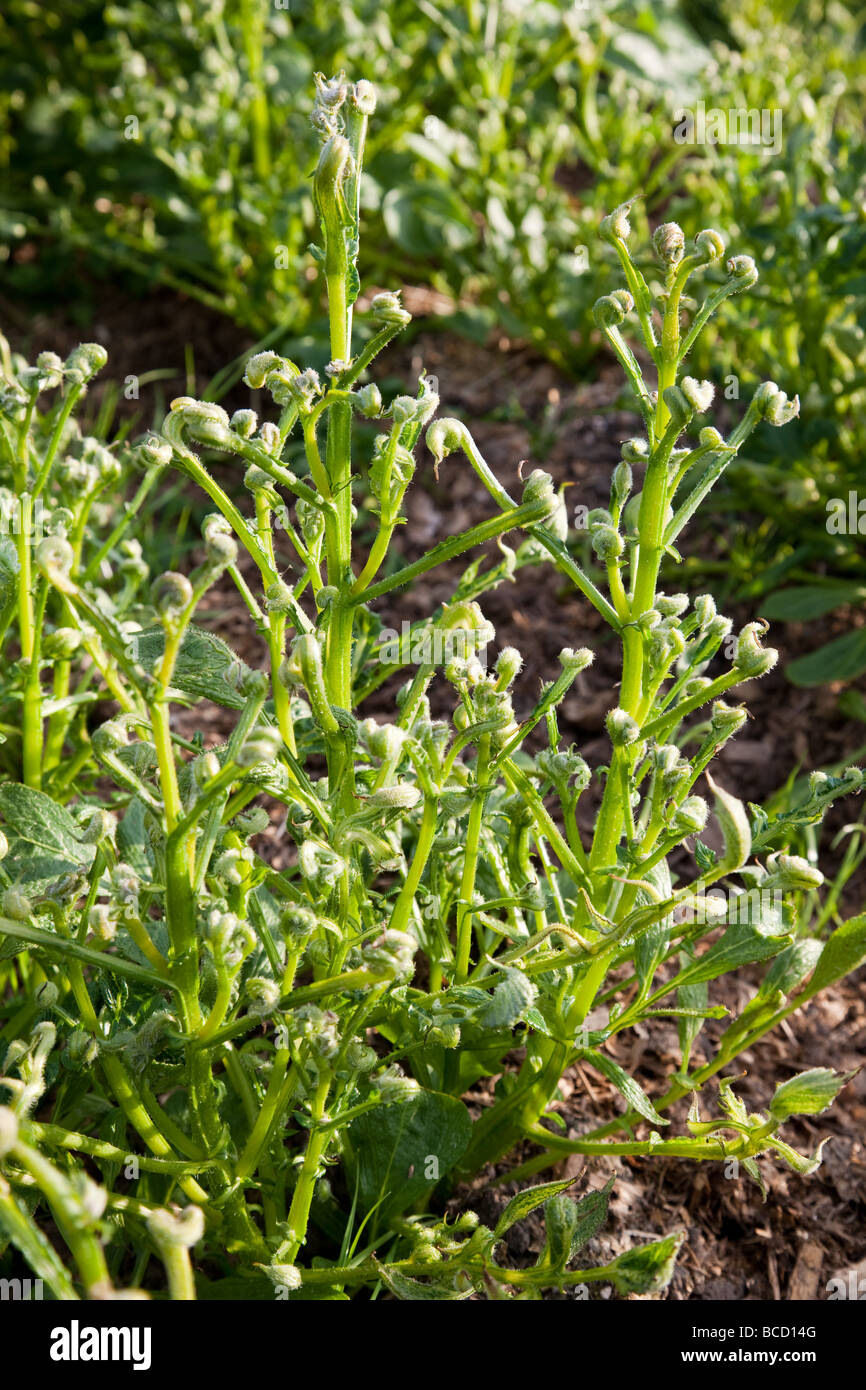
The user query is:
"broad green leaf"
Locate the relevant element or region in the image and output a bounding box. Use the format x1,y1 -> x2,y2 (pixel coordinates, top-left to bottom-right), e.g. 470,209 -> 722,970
541,1193 -> 578,1272
671,922 -> 792,990
787,628 -> 866,687
542,1177 -> 616,1271
375,1263 -> 471,1301
493,1176 -> 577,1241
760,584 -> 864,622
116,797 -> 156,878
569,1176 -> 617,1256
767,1136 -> 830,1177
582,1049 -> 669,1126
524,1005 -> 554,1038
635,920 -> 669,995
706,774 -> 751,871
344,1090 -> 471,1226
677,976 -> 708,1065
634,861 -> 673,994
0,782 -> 94,893
717,995 -> 784,1055
724,886 -> 789,936
382,183 -> 475,257
769,1068 -> 853,1121
838,689 -> 866,724
806,913 -> 866,996
758,939 -> 822,999
607,1231 -> 683,1295
127,624 -> 253,708
0,783 -> 93,865
479,967 -> 537,1028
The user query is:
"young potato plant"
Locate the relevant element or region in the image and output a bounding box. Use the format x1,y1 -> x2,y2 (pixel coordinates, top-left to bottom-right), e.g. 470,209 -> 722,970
0,80 -> 864,1303
0,334 -> 170,795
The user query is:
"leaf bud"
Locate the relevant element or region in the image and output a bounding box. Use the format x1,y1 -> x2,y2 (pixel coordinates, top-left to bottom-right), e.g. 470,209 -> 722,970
36,535 -> 74,583
257,422 -> 282,454
725,254 -> 759,291
363,929 -> 417,980
344,1041 -> 378,1072
260,1263 -> 302,1291
559,647 -> 593,676
591,524 -> 624,562
234,807 -> 270,837
366,784 -> 422,813
709,700 -> 748,740
599,201 -> 634,243
136,433 -> 173,468
425,417 -> 468,471
752,381 -> 800,426
606,708 -> 641,746
374,1065 -> 421,1103
43,626 -> 83,659
88,905 -> 117,942
495,647 -> 523,688
671,795 -> 709,835
620,438 -> 648,463
694,229 -> 726,263
243,351 -> 285,390
653,221 -> 685,264
298,840 -> 347,887
353,382 -> 383,417
230,408 -> 258,438
656,593 -> 689,617
151,571 -> 193,620
169,397 -> 232,447
245,977 -> 281,1016
680,377 -> 715,414
763,852 -> 824,892
237,726 -> 283,767
611,460 -> 633,510
593,290 -> 633,329
732,621 -> 778,678
265,581 -> 295,615
296,498 -> 326,543
370,291 -> 412,329
35,351 -> 64,389
661,385 -> 693,428
64,343 -> 108,385
279,904 -> 319,942
147,1206 -> 205,1251
351,80 -> 377,115
2,888 -> 32,921
522,468 -> 568,539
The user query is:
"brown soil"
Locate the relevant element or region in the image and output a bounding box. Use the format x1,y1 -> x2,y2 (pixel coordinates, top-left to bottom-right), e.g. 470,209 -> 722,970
4,285 -> 865,1300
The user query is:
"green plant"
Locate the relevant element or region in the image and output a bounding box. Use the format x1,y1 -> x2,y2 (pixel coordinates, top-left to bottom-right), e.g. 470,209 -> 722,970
0,79 -> 864,1303
0,0 -> 712,355
0,333 -> 174,793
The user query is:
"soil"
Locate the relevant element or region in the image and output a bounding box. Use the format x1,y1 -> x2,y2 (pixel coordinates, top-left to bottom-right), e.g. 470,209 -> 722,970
3,280 -> 865,1300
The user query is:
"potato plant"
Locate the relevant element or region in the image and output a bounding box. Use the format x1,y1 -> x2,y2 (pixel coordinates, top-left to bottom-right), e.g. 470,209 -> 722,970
0,76 -> 863,1302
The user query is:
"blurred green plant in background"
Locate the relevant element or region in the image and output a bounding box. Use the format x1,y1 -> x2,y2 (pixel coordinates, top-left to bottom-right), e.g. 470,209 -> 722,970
1,0 -> 865,682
